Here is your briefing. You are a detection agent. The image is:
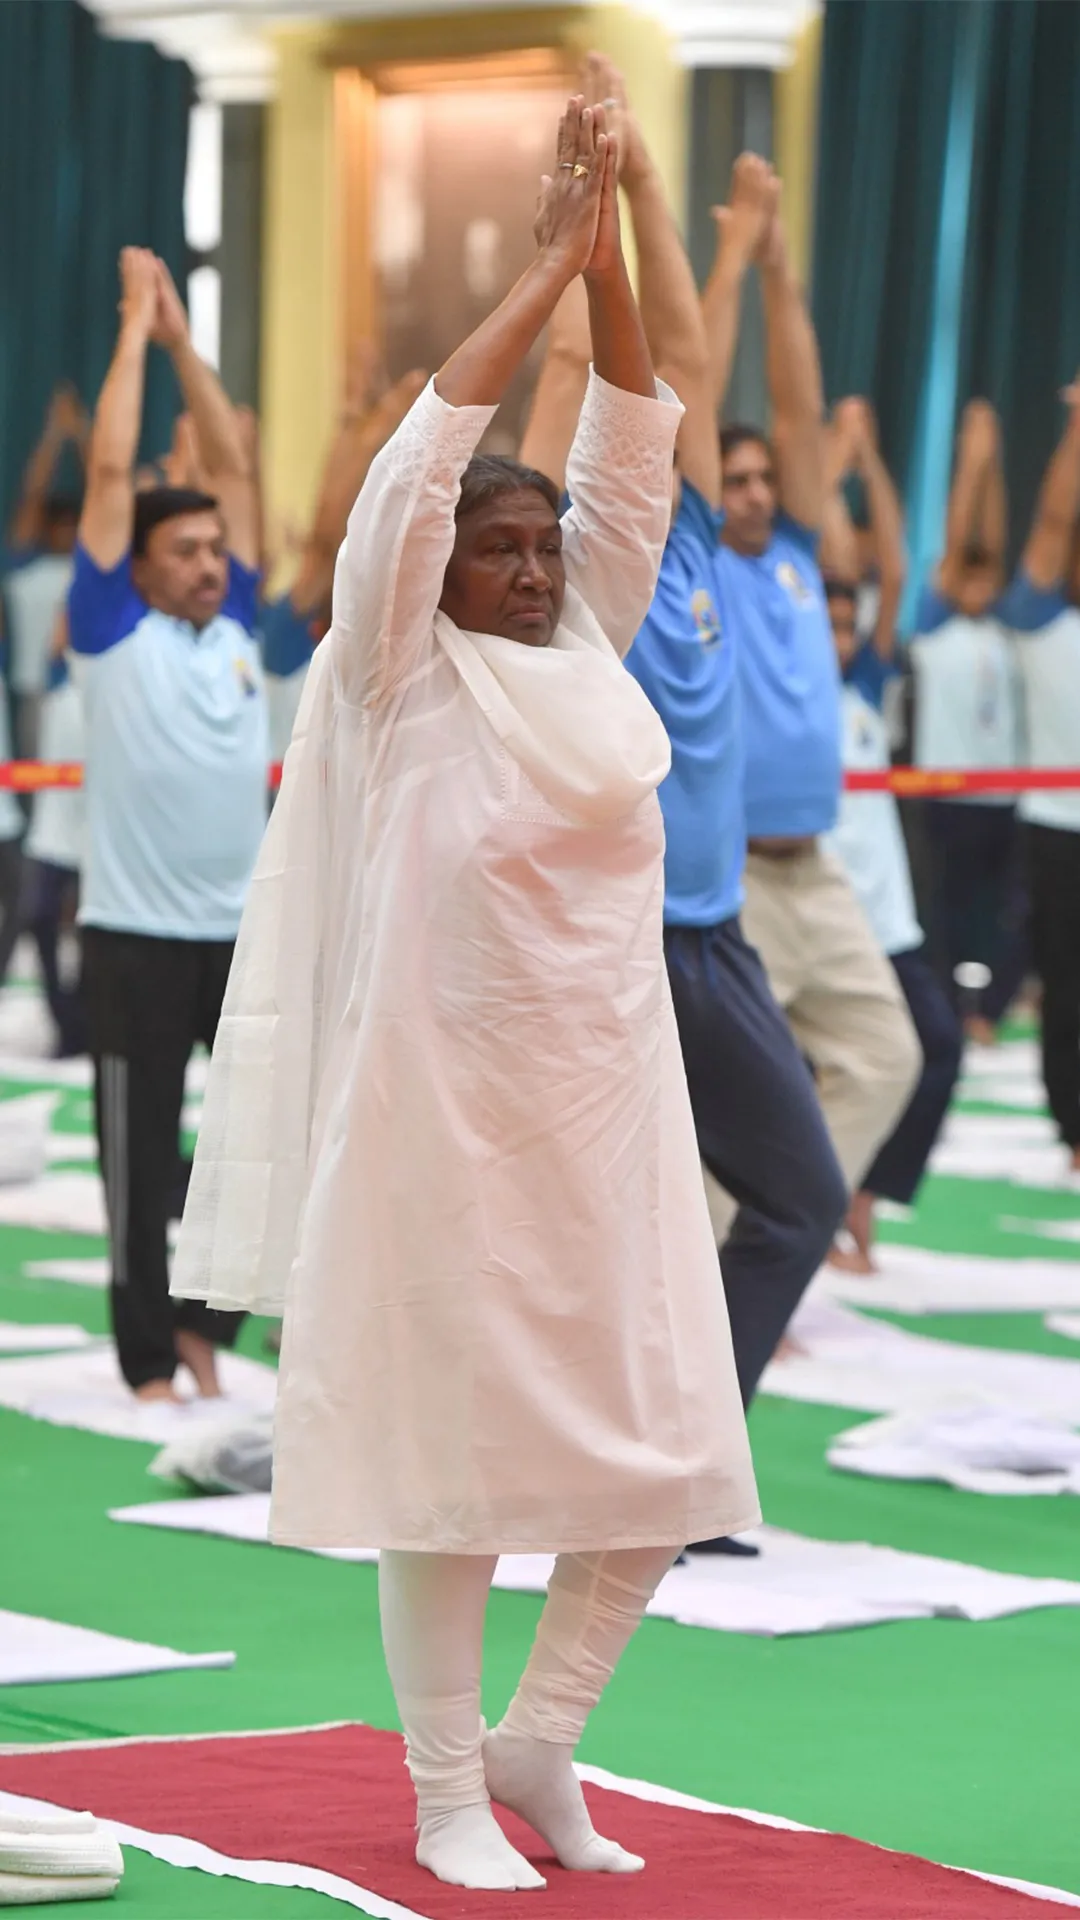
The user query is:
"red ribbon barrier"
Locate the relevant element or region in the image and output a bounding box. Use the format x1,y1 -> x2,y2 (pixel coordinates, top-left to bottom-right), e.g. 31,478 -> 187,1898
2,763 -> 1080,796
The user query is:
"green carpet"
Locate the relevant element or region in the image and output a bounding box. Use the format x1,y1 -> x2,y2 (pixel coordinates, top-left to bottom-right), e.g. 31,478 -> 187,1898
1,1028 -> 1079,1912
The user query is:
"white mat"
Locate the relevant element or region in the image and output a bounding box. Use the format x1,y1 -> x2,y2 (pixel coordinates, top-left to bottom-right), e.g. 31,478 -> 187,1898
0,1344 -> 276,1445
957,1038 -> 1045,1111
817,1243 -> 1080,1315
1048,1313 -> 1080,1342
0,1056 -> 91,1092
44,1135 -> 97,1166
932,1112 -> 1077,1190
0,1324 -> 93,1354
21,1259 -> 108,1288
0,1172 -> 106,1237
0,1612 -> 233,1687
828,1404 -> 1080,1496
1000,1216 -> 1080,1245
761,1296 -> 1080,1422
106,1497 -> 1080,1636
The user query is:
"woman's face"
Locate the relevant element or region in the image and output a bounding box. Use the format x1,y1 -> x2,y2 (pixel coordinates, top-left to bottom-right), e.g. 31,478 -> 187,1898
439,489 -> 566,647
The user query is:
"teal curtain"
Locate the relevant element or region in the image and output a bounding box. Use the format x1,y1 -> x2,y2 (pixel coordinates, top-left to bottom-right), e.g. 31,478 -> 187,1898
0,0 -> 192,529
813,0 -> 1080,592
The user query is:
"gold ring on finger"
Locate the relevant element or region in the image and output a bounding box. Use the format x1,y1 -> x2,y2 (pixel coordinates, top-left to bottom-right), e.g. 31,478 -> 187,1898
572,162 -> 589,179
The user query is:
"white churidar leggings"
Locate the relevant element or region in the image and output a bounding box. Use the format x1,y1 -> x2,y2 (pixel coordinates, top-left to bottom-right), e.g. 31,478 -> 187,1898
378,1546 -> 678,1816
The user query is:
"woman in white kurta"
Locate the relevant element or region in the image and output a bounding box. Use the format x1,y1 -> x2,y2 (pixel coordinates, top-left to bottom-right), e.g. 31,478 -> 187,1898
174,100 -> 757,1893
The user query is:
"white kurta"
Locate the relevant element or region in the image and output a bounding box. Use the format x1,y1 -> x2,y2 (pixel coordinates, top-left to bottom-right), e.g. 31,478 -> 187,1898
174,371 -> 758,1555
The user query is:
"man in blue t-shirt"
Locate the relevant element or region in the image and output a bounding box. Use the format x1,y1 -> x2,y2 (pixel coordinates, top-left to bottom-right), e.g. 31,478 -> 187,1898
70,247 -> 267,1404
520,83 -> 847,1534
998,377 -> 1080,1170
699,167 -> 920,1213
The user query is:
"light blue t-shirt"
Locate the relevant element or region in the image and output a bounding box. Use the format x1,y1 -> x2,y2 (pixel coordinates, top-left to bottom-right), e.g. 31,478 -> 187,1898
910,585 -> 1019,804
68,546 -> 268,939
718,515 -> 841,838
260,592 -> 316,764
998,570 -> 1080,833
624,481 -> 745,926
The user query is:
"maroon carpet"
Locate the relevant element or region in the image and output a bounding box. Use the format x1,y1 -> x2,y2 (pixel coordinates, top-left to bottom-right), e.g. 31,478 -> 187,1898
0,1723 -> 1063,1917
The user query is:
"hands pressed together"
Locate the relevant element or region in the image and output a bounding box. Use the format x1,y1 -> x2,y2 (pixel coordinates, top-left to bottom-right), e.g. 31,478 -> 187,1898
533,95 -> 622,284
118,245 -> 190,353
712,153 -> 784,272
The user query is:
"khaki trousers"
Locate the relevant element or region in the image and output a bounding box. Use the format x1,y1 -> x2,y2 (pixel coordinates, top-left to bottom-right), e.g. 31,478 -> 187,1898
738,843 -> 921,1194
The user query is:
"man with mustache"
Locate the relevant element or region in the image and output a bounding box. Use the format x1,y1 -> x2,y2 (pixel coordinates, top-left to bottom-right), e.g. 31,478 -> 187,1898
69,246 -> 265,1405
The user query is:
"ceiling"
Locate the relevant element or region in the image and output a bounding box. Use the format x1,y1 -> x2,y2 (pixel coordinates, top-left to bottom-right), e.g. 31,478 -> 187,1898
81,0 -> 821,101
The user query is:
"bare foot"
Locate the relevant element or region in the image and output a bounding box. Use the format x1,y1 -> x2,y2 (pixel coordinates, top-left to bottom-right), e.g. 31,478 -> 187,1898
134,1379 -> 182,1404
772,1334 -> 806,1362
827,1240 -> 876,1275
964,1015 -> 998,1048
174,1329 -> 222,1398
827,1192 -> 877,1274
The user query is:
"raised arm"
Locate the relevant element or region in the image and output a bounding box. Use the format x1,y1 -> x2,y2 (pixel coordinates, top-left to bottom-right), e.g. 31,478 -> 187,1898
333,96 -> 614,703
289,366 -> 427,618
829,397 -> 906,657
819,408 -> 861,583
853,406 -> 905,658
757,201 -> 825,531
559,116 -> 682,655
517,275 -> 591,493
938,401 -> 1005,599
9,386 -> 88,551
1017,379 -> 1080,590
79,249 -> 159,570
583,55 -> 718,505
701,155 -> 778,429
149,260 -> 260,571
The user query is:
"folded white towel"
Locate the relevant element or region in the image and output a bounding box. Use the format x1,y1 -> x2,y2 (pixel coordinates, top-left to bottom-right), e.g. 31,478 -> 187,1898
0,1871 -> 120,1905
0,1828 -> 123,1879
0,1811 -> 95,1836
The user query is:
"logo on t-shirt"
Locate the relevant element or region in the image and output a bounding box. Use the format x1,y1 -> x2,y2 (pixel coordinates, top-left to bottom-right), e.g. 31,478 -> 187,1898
690,588 -> 722,650
234,655 -> 259,699
775,560 -> 815,608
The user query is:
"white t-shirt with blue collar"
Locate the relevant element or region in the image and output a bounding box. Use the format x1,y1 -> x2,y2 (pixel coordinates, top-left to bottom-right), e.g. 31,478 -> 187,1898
826,648 -> 922,957
997,571 -> 1080,833
910,585 -> 1020,805
68,546 -> 269,940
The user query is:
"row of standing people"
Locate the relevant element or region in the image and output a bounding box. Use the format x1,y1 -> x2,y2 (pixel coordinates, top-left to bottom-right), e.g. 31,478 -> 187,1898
5,72 -> 1080,1409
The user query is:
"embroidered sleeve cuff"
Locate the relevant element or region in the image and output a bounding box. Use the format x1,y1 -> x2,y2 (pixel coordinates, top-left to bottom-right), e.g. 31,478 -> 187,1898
567,369 -> 683,493
381,378 -> 500,492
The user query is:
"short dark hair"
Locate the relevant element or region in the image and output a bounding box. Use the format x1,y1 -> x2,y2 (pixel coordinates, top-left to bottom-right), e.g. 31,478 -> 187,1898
824,577 -> 858,608
719,423 -> 772,466
132,485 -> 220,558
455,455 -> 560,523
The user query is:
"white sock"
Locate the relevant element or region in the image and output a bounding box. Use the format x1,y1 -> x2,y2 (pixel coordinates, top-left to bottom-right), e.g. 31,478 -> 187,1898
416,1803 -> 546,1890
378,1549 -> 546,1891
484,1721 -> 642,1873
488,1545 -> 678,1873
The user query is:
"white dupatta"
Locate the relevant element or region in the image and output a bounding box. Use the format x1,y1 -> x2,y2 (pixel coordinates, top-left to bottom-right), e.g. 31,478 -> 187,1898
172,590 -> 670,1316
171,643 -> 333,1314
